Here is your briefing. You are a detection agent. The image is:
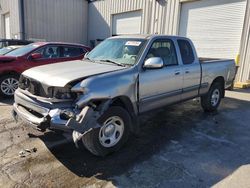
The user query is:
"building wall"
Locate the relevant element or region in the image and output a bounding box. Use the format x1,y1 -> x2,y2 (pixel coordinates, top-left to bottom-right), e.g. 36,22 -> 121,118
237,0 -> 250,82
88,0 -> 180,44
89,0 -> 250,83
0,0 -> 21,39
24,0 -> 88,44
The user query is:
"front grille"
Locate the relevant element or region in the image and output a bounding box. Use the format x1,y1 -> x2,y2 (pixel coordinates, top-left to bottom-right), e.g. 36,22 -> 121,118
19,75 -> 47,97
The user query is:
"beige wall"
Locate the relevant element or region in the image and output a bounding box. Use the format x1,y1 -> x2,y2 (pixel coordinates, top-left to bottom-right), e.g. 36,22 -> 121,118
24,0 -> 88,44
237,0 -> 250,82
0,0 -> 89,44
89,0 -> 249,83
88,0 -> 181,44
0,0 -> 21,39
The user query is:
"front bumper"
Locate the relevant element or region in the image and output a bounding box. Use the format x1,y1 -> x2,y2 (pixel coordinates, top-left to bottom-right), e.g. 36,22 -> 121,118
12,89 -> 75,131
13,88 -> 104,147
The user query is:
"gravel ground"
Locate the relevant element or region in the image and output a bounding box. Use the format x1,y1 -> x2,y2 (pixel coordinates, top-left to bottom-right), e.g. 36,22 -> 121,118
0,89 -> 249,188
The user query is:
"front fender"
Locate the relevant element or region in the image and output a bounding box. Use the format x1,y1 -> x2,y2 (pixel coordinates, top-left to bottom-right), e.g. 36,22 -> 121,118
73,67 -> 139,112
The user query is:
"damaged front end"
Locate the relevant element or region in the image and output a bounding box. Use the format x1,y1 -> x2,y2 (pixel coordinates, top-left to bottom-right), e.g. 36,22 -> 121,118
12,86 -> 111,147
66,100 -> 111,147
13,64 -> 138,149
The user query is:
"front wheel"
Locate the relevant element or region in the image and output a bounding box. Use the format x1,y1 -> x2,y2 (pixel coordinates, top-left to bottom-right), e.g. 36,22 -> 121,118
0,74 -> 19,98
81,106 -> 131,156
201,82 -> 223,112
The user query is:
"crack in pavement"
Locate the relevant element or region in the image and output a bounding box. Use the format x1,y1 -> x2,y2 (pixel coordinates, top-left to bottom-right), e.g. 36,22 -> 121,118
192,130 -> 237,146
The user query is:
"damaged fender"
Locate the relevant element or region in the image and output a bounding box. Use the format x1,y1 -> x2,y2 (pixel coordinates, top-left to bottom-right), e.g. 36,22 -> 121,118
67,100 -> 111,146
68,67 -> 140,145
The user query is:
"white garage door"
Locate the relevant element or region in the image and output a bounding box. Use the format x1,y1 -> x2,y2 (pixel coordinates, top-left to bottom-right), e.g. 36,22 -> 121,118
179,0 -> 246,59
112,11 -> 142,35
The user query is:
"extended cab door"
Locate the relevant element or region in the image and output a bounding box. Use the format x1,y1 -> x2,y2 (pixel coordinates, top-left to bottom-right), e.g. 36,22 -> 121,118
139,39 -> 183,113
177,39 -> 201,100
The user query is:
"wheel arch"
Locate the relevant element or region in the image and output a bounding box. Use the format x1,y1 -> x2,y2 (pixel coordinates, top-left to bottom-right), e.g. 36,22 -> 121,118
111,96 -> 139,134
211,76 -> 225,97
91,96 -> 139,134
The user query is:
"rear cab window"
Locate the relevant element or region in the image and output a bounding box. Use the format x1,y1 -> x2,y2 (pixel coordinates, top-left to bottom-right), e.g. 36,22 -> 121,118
177,40 -> 195,64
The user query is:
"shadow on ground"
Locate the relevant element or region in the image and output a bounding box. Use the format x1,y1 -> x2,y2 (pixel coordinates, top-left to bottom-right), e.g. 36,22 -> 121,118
228,88 -> 250,94
32,101 -> 207,177
26,96 -> 250,186
0,98 -> 13,106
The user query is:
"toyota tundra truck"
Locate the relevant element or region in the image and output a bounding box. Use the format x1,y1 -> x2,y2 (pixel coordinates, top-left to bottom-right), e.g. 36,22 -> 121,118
12,35 -> 236,156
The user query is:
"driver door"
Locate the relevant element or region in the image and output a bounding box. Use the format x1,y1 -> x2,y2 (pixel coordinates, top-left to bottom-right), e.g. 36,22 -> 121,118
139,39 -> 183,113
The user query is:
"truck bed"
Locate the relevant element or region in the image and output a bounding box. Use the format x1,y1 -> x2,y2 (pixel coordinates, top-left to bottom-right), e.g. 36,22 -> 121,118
199,57 -> 236,93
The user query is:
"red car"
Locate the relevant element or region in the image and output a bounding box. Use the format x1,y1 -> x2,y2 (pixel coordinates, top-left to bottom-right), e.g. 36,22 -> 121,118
0,42 -> 91,98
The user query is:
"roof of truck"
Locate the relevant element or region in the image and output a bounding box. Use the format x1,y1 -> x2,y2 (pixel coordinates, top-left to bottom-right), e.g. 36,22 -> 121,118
110,34 -> 189,40
111,34 -> 152,39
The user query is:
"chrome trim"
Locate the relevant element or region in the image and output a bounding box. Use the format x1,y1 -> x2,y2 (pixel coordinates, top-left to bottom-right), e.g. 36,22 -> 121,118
200,82 -> 209,88
182,84 -> 200,93
141,82 -> 209,103
15,89 -> 50,116
13,103 -> 47,126
140,89 -> 182,103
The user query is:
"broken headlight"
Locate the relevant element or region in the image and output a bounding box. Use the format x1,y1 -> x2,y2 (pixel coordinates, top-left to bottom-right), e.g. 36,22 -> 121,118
48,87 -> 76,100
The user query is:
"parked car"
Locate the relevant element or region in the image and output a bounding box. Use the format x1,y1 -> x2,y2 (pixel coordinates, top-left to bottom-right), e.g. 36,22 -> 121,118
0,45 -> 24,55
0,42 -> 91,97
12,35 -> 236,156
0,39 -> 32,49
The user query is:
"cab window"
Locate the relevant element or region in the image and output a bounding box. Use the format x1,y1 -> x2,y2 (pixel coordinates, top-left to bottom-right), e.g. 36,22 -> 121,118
177,40 -> 195,64
146,39 -> 178,66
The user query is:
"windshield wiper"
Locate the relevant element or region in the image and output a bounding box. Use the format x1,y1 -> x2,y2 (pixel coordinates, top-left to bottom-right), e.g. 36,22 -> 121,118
99,59 -> 126,67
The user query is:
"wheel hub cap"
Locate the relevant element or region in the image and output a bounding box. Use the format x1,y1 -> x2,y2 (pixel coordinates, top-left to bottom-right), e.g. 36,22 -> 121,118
211,89 -> 220,106
104,124 -> 115,137
1,78 -> 19,96
99,116 -> 124,148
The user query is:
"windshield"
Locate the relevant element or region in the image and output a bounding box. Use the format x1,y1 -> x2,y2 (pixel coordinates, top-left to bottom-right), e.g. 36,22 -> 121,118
0,47 -> 13,55
6,43 -> 40,56
87,38 -> 146,66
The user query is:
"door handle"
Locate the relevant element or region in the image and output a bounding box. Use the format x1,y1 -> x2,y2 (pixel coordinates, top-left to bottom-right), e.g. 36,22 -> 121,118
174,71 -> 180,75
185,70 -> 190,74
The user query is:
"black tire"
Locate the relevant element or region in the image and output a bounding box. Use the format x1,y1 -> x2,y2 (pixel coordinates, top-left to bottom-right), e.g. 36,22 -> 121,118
0,74 -> 19,98
81,106 -> 131,156
201,82 -> 223,112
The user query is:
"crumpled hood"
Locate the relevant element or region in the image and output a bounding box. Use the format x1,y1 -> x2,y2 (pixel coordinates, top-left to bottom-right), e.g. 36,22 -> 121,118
22,60 -> 127,87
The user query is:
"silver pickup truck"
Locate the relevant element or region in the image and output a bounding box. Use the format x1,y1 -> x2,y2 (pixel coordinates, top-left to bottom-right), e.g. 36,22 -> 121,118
13,35 -> 236,156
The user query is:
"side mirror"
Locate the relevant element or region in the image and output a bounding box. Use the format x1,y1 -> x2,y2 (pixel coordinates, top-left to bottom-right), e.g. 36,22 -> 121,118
143,57 -> 164,69
30,53 -> 42,60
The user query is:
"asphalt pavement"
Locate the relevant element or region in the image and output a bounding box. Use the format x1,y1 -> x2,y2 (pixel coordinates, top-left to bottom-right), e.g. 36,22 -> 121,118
0,89 -> 249,188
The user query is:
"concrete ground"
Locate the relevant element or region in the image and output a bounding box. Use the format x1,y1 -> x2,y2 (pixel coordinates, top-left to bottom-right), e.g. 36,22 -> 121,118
0,89 -> 250,188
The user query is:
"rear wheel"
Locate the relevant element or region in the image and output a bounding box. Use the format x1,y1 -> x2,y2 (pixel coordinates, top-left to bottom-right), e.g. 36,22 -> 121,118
0,74 -> 19,98
201,82 -> 223,112
81,106 -> 131,156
